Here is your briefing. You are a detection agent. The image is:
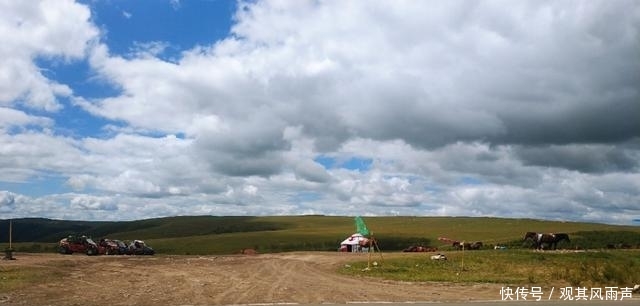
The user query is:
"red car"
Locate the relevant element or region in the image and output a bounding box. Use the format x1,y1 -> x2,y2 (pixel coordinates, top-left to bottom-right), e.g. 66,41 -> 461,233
58,235 -> 100,255
98,238 -> 122,255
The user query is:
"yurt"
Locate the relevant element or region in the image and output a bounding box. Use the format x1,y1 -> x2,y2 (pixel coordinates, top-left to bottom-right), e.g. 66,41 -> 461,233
339,233 -> 370,252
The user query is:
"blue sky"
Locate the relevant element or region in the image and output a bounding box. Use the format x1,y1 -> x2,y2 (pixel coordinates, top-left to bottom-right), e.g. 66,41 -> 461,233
40,0 -> 236,138
84,0 -> 235,60
1,0 -> 639,224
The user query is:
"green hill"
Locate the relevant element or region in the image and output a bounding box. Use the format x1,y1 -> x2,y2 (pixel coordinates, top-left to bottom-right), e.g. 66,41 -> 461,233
1,216 -> 639,254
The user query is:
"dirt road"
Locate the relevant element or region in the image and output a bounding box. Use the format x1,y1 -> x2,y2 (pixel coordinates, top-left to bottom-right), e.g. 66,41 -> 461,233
1,252 -> 504,305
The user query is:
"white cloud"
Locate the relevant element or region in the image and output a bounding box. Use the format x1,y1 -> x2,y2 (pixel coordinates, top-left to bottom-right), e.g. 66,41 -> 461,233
0,132 -> 85,182
0,191 -> 16,208
293,159 -> 331,183
0,0 -> 98,111
0,107 -> 53,130
0,0 -> 638,224
70,194 -> 117,211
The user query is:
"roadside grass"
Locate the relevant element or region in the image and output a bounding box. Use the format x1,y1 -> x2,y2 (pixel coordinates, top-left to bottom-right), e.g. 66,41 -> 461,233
339,249 -> 640,288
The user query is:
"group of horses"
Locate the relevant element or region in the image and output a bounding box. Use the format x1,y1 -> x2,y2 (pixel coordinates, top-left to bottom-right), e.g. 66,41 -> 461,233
523,232 -> 570,250
402,232 -> 571,253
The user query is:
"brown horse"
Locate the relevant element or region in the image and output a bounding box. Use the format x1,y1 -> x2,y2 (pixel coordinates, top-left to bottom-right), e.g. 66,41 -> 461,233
403,245 -> 438,252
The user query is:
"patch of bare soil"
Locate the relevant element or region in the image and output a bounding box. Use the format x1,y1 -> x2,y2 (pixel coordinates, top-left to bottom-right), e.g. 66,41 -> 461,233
1,252 -> 504,305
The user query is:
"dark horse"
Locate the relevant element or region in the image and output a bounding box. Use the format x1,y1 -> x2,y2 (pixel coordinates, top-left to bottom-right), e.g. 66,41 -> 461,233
524,232 -> 570,250
453,241 -> 483,250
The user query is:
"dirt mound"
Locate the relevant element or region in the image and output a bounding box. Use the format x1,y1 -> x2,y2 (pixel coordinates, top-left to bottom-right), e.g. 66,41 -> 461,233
1,252 -> 503,305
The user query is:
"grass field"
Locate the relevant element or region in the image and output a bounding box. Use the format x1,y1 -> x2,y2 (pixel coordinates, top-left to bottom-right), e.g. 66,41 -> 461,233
142,216 -> 640,254
3,216 -> 640,287
3,216 -> 640,254
340,249 -> 640,288
0,262 -> 71,293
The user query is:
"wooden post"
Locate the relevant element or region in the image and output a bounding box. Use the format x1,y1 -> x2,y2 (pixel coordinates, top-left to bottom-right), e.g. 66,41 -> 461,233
370,233 -> 384,265
367,236 -> 372,269
4,219 -> 15,260
461,240 -> 465,271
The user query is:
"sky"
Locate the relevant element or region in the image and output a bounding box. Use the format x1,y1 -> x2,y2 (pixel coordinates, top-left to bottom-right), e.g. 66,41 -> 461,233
0,0 -> 639,225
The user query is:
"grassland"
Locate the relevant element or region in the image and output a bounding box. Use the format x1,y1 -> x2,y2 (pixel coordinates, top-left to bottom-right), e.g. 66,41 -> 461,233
146,216 -> 640,254
3,216 -> 640,288
3,215 -> 640,254
340,249 -> 640,288
0,264 -> 66,293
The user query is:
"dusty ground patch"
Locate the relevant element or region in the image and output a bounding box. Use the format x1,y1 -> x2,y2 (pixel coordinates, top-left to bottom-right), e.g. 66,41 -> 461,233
0,252 -> 504,305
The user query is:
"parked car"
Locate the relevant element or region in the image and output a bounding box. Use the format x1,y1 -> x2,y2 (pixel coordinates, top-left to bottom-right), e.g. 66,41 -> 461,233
98,238 -> 122,255
113,239 -> 130,255
128,240 -> 155,255
58,235 -> 100,255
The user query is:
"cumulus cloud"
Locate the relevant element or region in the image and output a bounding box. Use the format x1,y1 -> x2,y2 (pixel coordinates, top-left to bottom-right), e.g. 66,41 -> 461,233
0,0 -> 638,224
515,143 -> 640,173
293,159 -> 331,183
70,195 -> 117,211
0,191 -> 16,208
84,0 -> 640,153
0,0 -> 98,111
0,107 -> 53,130
0,132 -> 85,182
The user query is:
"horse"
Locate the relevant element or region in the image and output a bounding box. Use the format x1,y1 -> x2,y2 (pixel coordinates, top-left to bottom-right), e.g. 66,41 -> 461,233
359,237 -> 377,247
453,241 -> 483,250
524,232 -> 570,250
239,248 -> 257,255
403,245 -> 438,252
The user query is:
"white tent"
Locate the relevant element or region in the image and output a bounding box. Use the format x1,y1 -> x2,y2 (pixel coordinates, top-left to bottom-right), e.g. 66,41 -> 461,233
339,233 -> 370,252
340,233 -> 367,245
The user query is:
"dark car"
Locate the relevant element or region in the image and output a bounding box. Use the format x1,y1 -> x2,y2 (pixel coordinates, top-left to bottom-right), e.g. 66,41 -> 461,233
128,240 -> 155,255
113,239 -> 130,255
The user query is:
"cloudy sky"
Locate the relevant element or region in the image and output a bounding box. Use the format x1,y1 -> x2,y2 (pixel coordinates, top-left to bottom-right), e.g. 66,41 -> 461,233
0,0 -> 639,224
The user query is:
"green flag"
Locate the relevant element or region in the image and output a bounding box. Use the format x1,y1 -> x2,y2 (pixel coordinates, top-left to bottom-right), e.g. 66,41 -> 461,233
354,216 -> 370,236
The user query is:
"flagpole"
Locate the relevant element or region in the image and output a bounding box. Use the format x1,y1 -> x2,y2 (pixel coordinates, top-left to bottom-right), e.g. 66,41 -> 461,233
9,219 -> 12,249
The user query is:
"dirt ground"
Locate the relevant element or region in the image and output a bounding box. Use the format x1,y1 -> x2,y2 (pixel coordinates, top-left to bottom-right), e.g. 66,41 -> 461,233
1,252 -> 506,305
